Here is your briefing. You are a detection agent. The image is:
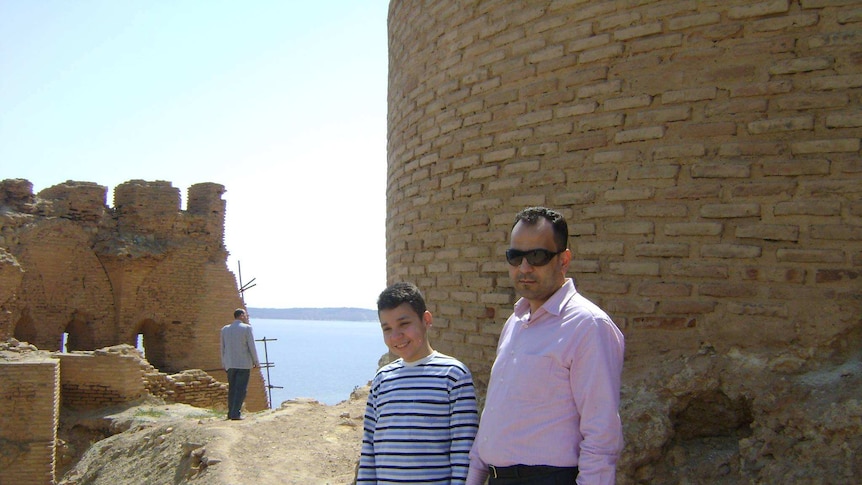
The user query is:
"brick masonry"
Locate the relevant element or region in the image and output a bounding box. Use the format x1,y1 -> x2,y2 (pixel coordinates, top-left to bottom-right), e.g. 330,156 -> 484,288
0,355 -> 59,485
386,0 -> 862,392
0,179 -> 267,484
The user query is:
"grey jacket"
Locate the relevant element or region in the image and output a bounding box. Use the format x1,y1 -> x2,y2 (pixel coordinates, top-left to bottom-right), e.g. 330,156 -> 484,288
220,320 -> 260,369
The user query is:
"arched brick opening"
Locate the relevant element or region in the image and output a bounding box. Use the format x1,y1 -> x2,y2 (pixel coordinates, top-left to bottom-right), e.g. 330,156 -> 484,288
134,318 -> 167,371
13,313 -> 38,346
62,311 -> 98,352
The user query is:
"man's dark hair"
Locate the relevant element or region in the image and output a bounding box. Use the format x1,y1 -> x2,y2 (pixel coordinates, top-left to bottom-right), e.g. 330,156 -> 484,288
377,282 -> 427,318
234,308 -> 246,319
513,206 -> 569,252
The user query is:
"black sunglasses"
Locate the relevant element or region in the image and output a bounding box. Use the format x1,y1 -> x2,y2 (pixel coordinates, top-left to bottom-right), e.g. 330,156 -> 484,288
506,248 -> 564,267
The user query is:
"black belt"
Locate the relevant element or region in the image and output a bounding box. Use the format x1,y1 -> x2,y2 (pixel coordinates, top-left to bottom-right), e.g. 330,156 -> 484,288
488,465 -> 578,479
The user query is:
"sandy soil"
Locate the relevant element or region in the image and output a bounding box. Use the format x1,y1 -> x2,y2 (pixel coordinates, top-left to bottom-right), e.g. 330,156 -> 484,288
57,388 -> 369,485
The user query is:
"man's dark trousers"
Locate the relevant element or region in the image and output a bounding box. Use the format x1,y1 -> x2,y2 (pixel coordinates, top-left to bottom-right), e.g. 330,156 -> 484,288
226,368 -> 251,419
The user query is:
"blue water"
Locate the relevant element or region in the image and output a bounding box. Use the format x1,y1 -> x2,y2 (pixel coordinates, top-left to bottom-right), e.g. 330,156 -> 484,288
251,319 -> 386,407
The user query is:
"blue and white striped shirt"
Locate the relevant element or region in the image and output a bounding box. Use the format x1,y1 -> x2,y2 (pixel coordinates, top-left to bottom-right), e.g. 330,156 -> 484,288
358,352 -> 479,484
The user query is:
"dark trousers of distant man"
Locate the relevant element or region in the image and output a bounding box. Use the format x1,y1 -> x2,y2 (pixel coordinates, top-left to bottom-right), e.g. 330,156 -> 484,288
226,368 -> 251,419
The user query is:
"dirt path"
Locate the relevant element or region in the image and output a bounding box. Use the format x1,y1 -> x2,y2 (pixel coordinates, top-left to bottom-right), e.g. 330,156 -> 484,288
59,390 -> 368,485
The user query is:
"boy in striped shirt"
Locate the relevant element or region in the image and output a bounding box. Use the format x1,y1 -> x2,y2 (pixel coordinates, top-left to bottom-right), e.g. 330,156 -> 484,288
357,282 -> 479,484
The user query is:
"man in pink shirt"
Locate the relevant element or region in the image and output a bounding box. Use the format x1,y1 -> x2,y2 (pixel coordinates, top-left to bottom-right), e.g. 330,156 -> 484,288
466,207 -> 625,485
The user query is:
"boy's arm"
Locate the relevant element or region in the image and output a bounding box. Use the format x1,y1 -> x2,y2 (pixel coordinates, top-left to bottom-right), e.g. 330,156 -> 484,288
356,387 -> 378,483
449,368 -> 480,485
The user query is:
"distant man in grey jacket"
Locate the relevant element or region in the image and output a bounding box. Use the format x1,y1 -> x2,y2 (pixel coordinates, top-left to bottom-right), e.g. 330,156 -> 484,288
220,308 -> 260,420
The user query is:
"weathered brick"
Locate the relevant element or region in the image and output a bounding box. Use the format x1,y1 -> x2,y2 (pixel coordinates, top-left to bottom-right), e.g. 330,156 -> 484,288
653,144 -> 706,159
604,94 -> 652,111
813,75 -> 862,91
670,262 -> 729,278
701,244 -> 762,259
661,300 -> 717,314
736,224 -> 800,241
635,203 -> 688,218
635,243 -> 690,258
774,200 -> 842,216
815,269 -> 860,283
582,204 -> 626,218
762,159 -> 830,176
731,181 -> 796,197
691,162 -> 752,178
581,81 -> 625,101
810,225 -> 862,240
630,316 -> 695,329
638,282 -> 692,296
773,93 -> 848,111
579,44 -> 624,64
768,56 -> 833,75
615,126 -> 665,143
730,80 -> 793,97
605,187 -> 654,201
605,221 -> 654,235
578,112 -> 625,131
808,29 -> 862,48
606,299 -> 657,314
568,33 -> 612,52
577,241 -> 625,255
662,87 -> 718,104
668,12 -> 721,31
699,283 -> 759,298
747,116 -> 814,134
728,0 -> 790,19
665,222 -> 723,236
561,133 -> 608,151
629,165 -> 680,180
825,111 -> 862,128
578,279 -> 629,294
700,203 -> 760,218
751,12 -> 818,32
630,34 -> 684,54
634,106 -> 692,125
740,267 -> 806,283
790,138 -> 860,154
615,22 -> 662,41
594,149 -> 639,164
727,302 -> 788,317
679,121 -> 737,138
776,249 -> 845,263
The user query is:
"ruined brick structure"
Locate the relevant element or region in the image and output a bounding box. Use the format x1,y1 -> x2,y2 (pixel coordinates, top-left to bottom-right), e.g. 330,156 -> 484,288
388,1 -> 861,483
0,179 -> 266,484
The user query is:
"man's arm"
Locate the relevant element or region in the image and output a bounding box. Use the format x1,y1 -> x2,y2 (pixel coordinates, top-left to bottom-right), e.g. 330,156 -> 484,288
245,327 -> 260,367
571,317 -> 625,485
219,329 -> 227,370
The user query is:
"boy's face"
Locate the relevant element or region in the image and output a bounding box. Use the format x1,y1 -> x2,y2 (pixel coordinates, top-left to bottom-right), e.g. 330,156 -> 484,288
379,302 -> 433,363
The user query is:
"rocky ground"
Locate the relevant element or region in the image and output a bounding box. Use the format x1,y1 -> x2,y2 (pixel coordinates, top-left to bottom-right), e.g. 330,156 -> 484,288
57,389 -> 369,485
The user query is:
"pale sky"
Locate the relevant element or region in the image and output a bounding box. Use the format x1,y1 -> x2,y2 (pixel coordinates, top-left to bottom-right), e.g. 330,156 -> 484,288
1,1 -> 389,310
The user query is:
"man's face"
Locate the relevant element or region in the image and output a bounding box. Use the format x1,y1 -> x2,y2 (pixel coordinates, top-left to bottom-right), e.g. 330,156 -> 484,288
379,302 -> 433,363
508,218 -> 570,311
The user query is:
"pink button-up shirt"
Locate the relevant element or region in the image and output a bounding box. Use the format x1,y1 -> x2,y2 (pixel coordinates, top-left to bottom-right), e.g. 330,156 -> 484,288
466,279 -> 625,485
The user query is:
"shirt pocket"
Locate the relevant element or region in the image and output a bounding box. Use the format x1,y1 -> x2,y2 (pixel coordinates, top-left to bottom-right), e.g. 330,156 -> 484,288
506,354 -> 554,402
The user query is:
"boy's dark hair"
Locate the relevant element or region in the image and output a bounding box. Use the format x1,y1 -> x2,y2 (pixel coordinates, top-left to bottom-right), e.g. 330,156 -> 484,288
377,282 -> 427,318
513,206 -> 569,252
234,308 -> 246,319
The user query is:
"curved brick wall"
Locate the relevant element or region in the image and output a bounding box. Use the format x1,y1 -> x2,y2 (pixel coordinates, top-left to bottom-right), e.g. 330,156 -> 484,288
387,0 -> 862,390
